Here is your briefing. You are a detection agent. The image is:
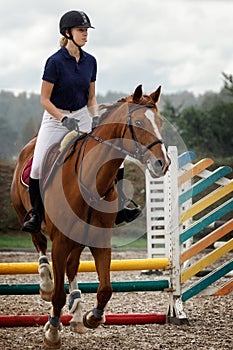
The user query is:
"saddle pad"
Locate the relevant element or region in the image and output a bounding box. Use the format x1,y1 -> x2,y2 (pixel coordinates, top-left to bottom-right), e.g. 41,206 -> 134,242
21,157 -> 33,187
20,144 -> 61,189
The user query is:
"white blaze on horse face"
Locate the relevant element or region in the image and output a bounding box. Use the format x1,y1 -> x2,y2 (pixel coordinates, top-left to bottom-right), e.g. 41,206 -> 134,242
144,109 -> 162,140
144,109 -> 168,166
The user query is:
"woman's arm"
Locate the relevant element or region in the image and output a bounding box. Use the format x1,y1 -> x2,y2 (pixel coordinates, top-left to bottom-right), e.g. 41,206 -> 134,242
87,81 -> 98,116
40,80 -> 64,121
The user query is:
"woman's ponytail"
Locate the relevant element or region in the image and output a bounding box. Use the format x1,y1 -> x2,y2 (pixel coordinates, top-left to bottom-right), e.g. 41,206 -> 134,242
60,37 -> 68,47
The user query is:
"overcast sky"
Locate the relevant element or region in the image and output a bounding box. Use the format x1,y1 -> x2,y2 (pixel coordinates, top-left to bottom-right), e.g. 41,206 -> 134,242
1,0 -> 233,96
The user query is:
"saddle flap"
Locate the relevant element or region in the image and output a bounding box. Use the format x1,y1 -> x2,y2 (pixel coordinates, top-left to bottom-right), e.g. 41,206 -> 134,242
20,131 -> 85,190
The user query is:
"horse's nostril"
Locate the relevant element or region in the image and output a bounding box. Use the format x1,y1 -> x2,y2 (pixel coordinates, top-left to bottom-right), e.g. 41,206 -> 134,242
156,159 -> 163,168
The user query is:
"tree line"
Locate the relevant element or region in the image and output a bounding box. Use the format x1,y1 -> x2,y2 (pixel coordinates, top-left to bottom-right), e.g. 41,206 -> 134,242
0,73 -> 232,162
161,73 -> 233,159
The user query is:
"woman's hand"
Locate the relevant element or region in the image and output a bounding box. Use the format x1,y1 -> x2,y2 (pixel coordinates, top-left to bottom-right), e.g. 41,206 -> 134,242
61,116 -> 80,131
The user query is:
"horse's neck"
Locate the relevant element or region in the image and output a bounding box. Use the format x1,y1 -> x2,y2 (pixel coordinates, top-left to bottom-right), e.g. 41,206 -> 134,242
97,158 -> 123,189
71,128 -> 124,200
89,146 -> 124,199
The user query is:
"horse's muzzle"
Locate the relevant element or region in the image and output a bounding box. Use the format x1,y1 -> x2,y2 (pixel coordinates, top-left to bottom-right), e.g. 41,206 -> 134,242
147,156 -> 171,178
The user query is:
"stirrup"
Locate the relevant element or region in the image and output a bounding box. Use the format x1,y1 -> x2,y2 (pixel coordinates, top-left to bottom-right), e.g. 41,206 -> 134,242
115,199 -> 141,225
22,209 -> 34,223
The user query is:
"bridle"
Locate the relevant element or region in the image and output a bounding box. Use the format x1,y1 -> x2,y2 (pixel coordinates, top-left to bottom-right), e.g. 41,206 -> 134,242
88,103 -> 164,162
124,104 -> 163,161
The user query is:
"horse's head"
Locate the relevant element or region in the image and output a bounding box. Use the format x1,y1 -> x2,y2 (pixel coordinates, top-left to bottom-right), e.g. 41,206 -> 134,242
116,85 -> 170,178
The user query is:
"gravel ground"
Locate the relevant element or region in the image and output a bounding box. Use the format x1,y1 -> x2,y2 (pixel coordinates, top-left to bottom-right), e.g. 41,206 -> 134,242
0,250 -> 232,350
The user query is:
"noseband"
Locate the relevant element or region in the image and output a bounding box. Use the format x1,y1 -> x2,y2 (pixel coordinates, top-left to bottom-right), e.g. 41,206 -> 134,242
89,104 -> 163,162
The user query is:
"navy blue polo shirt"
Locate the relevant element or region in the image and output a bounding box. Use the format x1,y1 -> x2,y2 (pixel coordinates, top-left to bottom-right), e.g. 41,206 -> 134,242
42,46 -> 97,111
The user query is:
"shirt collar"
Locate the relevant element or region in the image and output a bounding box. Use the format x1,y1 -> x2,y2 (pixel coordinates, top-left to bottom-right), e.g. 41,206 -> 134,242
61,46 -> 87,62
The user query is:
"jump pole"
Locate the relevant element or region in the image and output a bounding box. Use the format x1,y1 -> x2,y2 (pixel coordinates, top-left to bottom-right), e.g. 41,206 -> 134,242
0,280 -> 169,295
0,258 -> 170,275
0,313 -> 166,327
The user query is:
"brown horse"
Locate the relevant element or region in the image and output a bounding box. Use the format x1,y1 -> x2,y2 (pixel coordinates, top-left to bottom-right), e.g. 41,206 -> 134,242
11,85 -> 170,348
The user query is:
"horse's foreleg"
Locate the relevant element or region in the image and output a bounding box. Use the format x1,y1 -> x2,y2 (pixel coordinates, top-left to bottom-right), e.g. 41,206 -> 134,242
38,253 -> 54,302
31,232 -> 54,302
83,247 -> 113,329
31,232 -> 47,255
44,237 -> 69,349
66,246 -> 87,334
68,277 -> 87,334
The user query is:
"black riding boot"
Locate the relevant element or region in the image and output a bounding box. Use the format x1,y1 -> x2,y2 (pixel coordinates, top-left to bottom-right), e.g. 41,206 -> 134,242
22,177 -> 44,233
115,167 -> 142,225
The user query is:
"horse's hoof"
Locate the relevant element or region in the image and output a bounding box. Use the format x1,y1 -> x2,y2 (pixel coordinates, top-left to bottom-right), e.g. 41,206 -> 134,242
70,321 -> 88,334
40,288 -> 53,302
44,321 -> 62,349
83,311 -> 105,329
43,337 -> 61,349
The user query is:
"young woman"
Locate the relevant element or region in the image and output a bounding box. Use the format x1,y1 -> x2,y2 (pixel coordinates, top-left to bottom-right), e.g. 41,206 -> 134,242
22,10 -> 98,233
22,10 -> 141,233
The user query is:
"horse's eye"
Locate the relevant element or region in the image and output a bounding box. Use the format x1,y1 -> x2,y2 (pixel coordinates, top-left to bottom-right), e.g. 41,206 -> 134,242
135,120 -> 143,127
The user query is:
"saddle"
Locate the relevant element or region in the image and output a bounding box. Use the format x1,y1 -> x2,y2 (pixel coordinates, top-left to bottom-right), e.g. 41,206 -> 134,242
21,131 -> 86,191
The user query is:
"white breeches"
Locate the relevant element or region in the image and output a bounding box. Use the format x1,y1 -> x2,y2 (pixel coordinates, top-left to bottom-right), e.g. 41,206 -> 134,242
30,107 -> 92,179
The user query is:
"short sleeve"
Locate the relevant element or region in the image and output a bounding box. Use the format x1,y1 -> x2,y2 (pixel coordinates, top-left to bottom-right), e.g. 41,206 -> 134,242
91,57 -> 97,82
42,57 -> 58,84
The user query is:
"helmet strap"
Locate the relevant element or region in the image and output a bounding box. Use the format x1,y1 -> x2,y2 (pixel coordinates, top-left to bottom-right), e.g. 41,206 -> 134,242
66,29 -> 82,55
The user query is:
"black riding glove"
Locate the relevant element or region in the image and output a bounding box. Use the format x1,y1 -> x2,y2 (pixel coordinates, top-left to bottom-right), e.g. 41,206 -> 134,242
92,116 -> 99,129
61,116 -> 80,132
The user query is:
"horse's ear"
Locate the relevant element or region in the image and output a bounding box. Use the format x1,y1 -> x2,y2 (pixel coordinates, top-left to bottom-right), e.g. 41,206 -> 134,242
132,84 -> 143,102
150,86 -> 161,104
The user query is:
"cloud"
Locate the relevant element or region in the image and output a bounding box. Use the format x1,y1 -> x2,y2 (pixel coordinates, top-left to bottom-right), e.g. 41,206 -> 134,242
0,0 -> 233,95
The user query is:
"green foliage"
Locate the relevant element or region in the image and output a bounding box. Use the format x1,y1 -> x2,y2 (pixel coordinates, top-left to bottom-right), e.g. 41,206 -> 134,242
0,232 -> 52,249
0,91 -> 42,161
0,117 -> 17,161
0,163 -> 19,231
183,103 -> 233,157
161,79 -> 233,158
222,72 -> 233,96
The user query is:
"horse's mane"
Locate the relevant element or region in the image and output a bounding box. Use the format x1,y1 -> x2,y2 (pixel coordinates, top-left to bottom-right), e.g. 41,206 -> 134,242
98,92 -> 158,125
59,103 -> 121,156
62,102 -> 125,168
98,102 -> 121,124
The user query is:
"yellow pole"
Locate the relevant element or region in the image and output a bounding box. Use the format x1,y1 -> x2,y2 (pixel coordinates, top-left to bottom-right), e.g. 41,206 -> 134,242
0,258 -> 170,275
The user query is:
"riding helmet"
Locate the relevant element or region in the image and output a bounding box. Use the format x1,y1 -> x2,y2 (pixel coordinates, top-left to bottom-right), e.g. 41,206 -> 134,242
59,10 -> 94,35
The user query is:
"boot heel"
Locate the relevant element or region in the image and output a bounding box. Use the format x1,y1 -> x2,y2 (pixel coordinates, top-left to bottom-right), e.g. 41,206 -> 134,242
22,211 -> 41,233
